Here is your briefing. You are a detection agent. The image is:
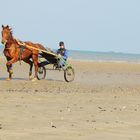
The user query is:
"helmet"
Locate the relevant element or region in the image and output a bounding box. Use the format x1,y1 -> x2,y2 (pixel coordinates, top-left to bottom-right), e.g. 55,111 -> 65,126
59,41 -> 64,47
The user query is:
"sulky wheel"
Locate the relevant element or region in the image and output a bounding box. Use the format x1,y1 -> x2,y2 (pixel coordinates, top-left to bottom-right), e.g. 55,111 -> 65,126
37,66 -> 46,80
64,66 -> 75,82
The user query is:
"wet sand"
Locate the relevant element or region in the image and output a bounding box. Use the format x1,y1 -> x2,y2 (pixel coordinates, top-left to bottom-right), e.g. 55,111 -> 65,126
0,58 -> 140,140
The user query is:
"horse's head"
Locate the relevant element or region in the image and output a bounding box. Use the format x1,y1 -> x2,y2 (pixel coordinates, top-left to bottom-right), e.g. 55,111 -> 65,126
1,25 -> 12,45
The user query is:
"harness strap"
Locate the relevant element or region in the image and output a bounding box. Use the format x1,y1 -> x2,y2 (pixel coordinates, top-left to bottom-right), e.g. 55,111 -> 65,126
15,39 -> 58,57
18,45 -> 24,65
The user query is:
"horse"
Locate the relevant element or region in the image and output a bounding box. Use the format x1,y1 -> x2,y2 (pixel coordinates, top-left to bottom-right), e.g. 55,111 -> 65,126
1,25 -> 46,81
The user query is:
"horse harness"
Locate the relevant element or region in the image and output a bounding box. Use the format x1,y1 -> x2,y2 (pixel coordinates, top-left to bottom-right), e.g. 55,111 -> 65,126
4,42 -> 25,64
18,45 -> 25,63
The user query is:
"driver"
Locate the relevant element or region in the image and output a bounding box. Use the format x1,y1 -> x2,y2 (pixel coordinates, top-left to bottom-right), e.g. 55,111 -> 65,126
56,41 -> 68,67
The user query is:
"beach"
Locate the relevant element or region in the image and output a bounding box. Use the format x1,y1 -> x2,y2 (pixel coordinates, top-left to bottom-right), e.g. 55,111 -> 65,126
0,58 -> 140,140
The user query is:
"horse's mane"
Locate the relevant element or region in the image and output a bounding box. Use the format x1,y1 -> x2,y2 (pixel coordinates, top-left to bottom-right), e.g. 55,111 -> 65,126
8,27 -> 13,36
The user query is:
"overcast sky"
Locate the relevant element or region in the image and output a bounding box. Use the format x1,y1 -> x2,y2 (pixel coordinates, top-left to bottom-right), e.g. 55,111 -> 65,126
0,0 -> 140,53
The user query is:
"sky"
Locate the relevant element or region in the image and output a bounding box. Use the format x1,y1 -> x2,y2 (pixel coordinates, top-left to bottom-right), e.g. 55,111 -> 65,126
0,0 -> 140,54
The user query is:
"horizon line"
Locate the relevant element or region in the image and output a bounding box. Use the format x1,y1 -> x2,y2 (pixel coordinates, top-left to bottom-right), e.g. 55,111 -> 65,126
0,44 -> 140,56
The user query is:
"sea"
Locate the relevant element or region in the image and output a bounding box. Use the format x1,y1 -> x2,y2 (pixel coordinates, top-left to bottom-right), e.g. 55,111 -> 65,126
68,50 -> 140,63
1,45 -> 140,63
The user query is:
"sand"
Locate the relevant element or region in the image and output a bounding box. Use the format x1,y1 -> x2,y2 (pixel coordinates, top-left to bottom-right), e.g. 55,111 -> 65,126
0,58 -> 140,140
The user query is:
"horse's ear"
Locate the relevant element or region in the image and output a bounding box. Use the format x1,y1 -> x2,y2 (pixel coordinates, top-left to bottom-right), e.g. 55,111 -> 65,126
6,25 -> 9,28
2,25 -> 4,28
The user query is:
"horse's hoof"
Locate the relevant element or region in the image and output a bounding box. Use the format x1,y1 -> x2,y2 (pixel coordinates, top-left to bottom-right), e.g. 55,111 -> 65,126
29,75 -> 34,80
6,78 -> 11,81
31,78 -> 37,82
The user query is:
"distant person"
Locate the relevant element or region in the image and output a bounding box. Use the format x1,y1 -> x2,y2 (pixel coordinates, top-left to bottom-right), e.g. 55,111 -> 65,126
57,41 -> 68,67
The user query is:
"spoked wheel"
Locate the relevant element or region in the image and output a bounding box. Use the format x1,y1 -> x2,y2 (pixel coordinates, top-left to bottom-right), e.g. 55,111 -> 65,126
37,66 -> 46,80
64,66 -> 75,82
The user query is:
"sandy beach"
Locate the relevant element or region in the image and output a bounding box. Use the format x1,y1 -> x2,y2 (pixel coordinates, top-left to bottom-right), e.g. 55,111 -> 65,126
0,58 -> 140,140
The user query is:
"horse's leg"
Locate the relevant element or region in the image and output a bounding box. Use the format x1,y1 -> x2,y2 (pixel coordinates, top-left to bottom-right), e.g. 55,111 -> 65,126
6,58 -> 13,80
6,57 -> 18,80
6,64 -> 13,80
23,59 -> 33,80
32,54 -> 38,80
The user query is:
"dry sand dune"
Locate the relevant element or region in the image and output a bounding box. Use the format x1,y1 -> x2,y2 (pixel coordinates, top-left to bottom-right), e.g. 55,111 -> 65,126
0,58 -> 140,140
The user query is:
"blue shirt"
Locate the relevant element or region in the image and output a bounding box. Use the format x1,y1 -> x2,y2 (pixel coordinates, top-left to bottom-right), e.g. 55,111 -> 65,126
57,49 -> 68,60
62,50 -> 68,60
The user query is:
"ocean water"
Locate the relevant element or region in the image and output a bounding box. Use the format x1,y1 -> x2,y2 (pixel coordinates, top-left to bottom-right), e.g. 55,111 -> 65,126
1,45 -> 140,63
68,50 -> 140,63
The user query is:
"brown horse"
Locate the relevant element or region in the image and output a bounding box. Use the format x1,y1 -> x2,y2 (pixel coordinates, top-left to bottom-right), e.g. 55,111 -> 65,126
1,25 -> 46,80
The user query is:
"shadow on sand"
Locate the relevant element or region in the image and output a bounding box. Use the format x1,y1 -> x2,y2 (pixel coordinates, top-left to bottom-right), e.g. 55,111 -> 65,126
0,77 -> 27,81
0,77 -> 64,82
